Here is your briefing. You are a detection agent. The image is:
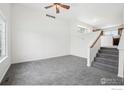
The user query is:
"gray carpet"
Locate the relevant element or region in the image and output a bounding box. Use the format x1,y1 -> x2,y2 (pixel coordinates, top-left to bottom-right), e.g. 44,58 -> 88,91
1,55 -> 124,85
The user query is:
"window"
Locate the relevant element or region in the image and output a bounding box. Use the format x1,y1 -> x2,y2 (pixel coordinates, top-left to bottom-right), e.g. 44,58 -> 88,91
0,15 -> 6,61
77,25 -> 89,33
104,30 -> 118,36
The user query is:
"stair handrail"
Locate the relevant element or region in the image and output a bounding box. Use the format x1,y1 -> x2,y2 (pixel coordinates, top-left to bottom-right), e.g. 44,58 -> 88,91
90,31 -> 103,48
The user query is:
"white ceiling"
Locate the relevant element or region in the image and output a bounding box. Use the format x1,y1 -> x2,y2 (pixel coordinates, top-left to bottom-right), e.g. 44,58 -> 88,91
17,3 -> 124,28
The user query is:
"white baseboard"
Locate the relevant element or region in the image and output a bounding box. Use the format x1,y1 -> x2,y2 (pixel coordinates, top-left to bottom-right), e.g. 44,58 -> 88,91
12,54 -> 71,64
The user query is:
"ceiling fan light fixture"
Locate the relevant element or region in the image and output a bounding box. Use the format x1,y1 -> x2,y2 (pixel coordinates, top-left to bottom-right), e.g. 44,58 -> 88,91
44,3 -> 70,14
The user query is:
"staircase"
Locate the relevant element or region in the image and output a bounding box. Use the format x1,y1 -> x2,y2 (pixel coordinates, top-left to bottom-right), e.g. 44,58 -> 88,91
92,47 -> 119,74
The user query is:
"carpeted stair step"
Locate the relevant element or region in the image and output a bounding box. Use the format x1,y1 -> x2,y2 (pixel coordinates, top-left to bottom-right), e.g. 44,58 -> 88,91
94,57 -> 118,67
99,49 -> 118,55
97,53 -> 118,60
100,47 -> 118,51
92,61 -> 118,74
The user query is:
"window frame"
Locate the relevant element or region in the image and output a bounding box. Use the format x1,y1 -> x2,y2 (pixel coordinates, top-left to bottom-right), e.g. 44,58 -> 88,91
77,25 -> 89,33
103,30 -> 118,36
0,14 -> 8,63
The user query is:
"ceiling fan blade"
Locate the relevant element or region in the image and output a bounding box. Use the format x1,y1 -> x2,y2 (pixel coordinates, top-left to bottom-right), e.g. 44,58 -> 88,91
46,14 -> 56,19
56,6 -> 59,13
44,5 -> 54,9
58,4 -> 70,9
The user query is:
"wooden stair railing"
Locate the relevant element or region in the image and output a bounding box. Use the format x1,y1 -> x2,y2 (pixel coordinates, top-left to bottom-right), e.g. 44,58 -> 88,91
90,31 -> 103,48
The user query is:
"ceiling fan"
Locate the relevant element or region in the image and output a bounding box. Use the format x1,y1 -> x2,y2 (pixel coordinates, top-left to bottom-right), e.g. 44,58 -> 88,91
44,3 -> 70,14
46,14 -> 56,19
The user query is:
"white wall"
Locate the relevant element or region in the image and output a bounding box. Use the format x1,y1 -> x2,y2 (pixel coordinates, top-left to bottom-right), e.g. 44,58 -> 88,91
0,4 -> 11,82
70,20 -> 100,58
71,31 -> 101,58
101,36 -> 113,47
101,26 -> 118,47
11,5 -> 70,63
